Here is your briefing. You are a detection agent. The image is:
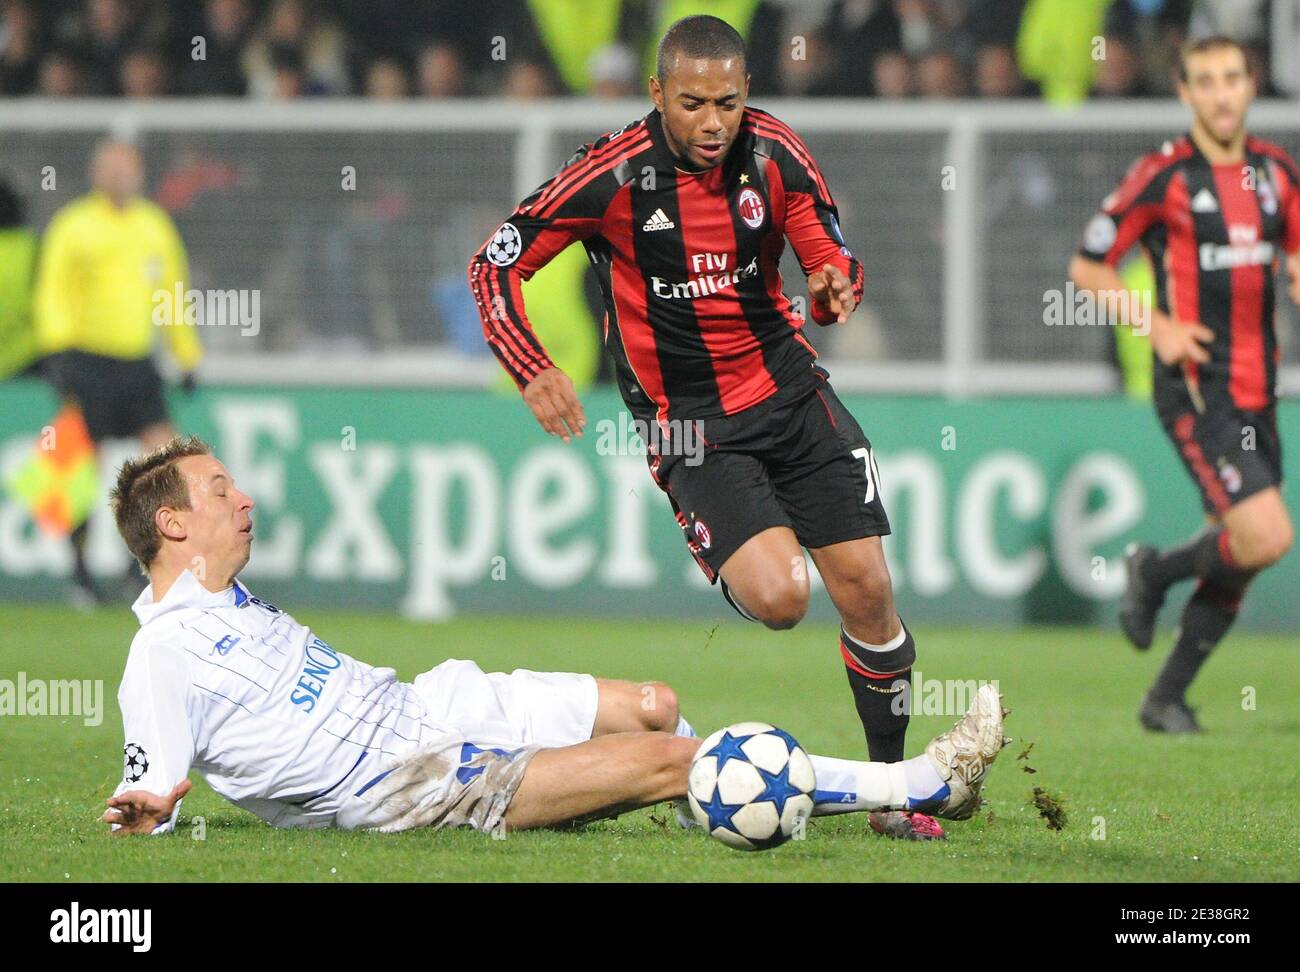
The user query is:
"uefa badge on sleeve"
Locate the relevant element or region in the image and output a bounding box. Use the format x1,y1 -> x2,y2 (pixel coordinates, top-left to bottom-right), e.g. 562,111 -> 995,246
123,743 -> 149,783
486,222 -> 523,267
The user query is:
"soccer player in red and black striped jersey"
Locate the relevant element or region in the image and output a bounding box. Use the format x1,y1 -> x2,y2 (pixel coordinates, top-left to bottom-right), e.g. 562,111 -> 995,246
470,16 -> 945,839
1070,37 -> 1300,734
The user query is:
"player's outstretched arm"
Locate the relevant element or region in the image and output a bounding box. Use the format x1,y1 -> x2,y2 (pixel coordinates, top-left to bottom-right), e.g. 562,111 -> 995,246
522,367 -> 586,443
468,130 -> 623,428
101,779 -> 192,836
468,219 -> 592,441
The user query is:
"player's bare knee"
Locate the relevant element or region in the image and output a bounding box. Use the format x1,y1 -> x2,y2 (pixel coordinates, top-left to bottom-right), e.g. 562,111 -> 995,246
1231,521 -> 1292,569
1273,513 -> 1295,560
642,681 -> 678,731
1251,529 -> 1291,568
753,584 -> 808,630
1262,526 -> 1293,566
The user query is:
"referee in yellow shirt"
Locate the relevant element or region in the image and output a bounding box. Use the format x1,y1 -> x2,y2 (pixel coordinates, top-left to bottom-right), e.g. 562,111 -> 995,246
34,139 -> 202,604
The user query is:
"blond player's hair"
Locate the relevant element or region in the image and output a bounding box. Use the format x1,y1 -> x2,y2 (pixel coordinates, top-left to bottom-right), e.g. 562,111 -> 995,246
110,435 -> 212,572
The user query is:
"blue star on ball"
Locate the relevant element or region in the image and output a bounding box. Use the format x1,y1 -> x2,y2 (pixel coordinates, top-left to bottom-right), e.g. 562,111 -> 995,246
698,786 -> 743,835
704,730 -> 755,773
756,763 -> 804,817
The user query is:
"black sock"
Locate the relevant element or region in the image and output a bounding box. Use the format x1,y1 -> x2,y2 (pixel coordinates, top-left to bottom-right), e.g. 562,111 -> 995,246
1150,574 -> 1251,703
841,623 -> 915,763
1145,528 -> 1238,590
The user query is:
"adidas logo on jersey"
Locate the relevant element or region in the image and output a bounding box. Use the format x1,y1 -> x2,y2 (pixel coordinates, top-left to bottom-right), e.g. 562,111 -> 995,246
642,209 -> 675,232
1191,188 -> 1219,213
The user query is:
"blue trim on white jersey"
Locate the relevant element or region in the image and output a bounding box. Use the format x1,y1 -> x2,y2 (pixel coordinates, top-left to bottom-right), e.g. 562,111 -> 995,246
291,750 -> 369,807
354,768 -> 396,797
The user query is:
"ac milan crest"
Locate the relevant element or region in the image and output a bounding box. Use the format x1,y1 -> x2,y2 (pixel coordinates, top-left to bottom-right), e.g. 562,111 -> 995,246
736,188 -> 765,229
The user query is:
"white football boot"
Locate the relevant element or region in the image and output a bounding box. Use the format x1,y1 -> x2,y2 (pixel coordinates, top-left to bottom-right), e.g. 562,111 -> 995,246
921,683 -> 1011,821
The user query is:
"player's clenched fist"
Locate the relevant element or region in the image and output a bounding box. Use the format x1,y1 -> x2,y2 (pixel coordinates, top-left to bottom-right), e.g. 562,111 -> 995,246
807,263 -> 857,325
523,367 -> 586,443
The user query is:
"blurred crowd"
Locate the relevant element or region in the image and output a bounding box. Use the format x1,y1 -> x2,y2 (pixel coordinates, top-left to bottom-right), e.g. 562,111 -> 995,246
0,0 -> 1292,102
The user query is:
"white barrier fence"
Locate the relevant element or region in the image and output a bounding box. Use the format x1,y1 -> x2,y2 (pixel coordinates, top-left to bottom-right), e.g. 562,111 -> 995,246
3,97 -> 1299,397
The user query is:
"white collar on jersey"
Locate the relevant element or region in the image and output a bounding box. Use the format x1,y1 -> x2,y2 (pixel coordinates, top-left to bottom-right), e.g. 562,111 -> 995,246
131,569 -> 250,626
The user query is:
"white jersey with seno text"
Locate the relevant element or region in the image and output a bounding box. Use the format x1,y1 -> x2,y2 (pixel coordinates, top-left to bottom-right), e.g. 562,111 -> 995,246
114,570 -> 445,833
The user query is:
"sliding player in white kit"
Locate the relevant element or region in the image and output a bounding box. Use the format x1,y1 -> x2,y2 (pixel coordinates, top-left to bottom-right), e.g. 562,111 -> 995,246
102,437 -> 1009,837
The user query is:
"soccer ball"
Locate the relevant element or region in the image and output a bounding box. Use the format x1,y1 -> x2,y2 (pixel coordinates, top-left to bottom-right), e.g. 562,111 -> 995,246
688,721 -> 816,851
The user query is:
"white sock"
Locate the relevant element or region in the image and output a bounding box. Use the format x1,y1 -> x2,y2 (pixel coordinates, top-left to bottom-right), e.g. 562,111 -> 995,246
674,715 -> 697,738
809,753 -> 947,816
901,754 -> 947,809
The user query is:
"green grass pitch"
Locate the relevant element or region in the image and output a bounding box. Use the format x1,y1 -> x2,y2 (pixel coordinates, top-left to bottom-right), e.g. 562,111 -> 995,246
1,603 -> 1294,882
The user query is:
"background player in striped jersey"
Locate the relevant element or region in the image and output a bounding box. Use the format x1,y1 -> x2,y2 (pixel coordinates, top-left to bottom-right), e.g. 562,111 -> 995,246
469,16 -> 943,839
1069,36 -> 1300,733
100,436 -> 1008,837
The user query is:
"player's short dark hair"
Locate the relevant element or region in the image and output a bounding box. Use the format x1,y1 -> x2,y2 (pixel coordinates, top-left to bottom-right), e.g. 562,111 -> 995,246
656,14 -> 746,81
110,435 -> 212,572
1179,35 -> 1251,82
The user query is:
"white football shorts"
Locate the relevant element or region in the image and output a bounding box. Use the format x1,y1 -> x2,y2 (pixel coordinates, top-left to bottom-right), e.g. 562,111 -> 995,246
335,660 -> 598,833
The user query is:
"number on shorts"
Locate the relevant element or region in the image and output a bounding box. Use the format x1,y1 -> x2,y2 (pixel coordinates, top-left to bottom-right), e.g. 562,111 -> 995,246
852,446 -> 879,504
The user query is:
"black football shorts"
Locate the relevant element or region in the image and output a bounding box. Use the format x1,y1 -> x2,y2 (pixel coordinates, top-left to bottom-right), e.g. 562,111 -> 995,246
60,350 -> 170,443
1160,404 -> 1282,517
647,370 -> 891,581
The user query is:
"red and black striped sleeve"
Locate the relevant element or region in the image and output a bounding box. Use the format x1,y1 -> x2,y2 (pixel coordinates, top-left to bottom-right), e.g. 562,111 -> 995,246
1254,140 -> 1300,254
1078,143 -> 1185,266
750,111 -> 865,325
468,121 -> 650,390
